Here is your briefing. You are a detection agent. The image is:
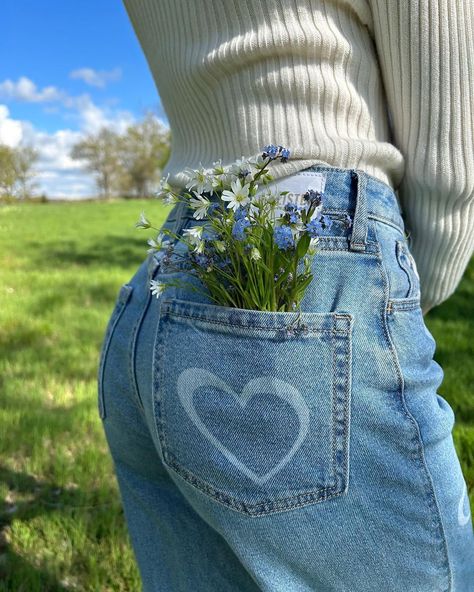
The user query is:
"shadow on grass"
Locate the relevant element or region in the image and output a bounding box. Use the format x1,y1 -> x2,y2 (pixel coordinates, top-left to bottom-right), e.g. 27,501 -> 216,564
26,235 -> 147,270
0,320 -> 102,383
0,464 -> 120,592
27,280 -> 129,317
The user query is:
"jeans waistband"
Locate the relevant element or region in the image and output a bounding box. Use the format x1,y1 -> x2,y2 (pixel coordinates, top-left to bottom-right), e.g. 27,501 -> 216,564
147,165 -> 405,279
173,165 -> 405,242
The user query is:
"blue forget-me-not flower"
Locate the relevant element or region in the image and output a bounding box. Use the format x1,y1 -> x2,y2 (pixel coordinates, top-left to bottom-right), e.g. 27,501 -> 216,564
232,217 -> 251,240
274,225 -> 295,250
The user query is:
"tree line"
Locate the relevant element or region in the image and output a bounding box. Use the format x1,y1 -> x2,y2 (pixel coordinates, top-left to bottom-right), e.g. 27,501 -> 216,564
0,111 -> 170,202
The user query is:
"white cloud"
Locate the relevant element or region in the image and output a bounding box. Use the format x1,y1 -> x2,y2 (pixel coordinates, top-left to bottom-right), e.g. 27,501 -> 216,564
69,67 -> 122,89
70,94 -> 135,134
0,105 -> 24,146
0,76 -> 152,135
0,74 -> 169,199
0,103 -> 128,198
0,77 -> 64,103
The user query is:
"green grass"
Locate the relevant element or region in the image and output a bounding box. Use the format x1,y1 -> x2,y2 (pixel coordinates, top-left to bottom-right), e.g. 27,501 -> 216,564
0,200 -> 472,590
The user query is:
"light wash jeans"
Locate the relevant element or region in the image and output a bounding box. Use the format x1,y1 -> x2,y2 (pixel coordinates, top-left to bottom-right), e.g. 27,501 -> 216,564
98,164 -> 474,591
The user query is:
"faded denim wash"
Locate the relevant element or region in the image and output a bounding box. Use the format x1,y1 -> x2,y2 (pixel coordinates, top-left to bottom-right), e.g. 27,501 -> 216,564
98,164 -> 474,592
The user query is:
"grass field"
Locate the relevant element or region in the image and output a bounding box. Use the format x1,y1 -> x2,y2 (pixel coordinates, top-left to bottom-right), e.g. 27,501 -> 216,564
0,200 -> 473,591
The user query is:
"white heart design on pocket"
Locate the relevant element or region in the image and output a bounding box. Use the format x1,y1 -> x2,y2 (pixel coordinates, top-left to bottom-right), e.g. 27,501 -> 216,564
177,368 -> 310,485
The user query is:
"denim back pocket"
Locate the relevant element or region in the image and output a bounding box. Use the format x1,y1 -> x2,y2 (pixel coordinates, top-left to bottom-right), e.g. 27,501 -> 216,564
153,296 -> 354,516
97,283 -> 134,419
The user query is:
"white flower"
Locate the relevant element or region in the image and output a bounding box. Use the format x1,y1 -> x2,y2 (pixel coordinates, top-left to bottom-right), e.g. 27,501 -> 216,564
182,225 -> 206,251
150,279 -> 166,298
219,167 -> 237,188
212,159 -> 225,175
293,221 -> 306,234
163,192 -> 180,205
211,177 -> 224,192
221,178 -> 251,211
135,211 -> 151,229
147,232 -> 171,251
228,155 -> 254,182
248,153 -> 268,170
185,164 -> 215,194
155,173 -> 179,204
308,236 -> 319,254
250,247 -> 261,261
189,192 -> 211,220
194,240 -> 206,254
182,225 -> 204,242
262,188 -> 279,206
311,203 -> 323,220
214,240 -> 226,253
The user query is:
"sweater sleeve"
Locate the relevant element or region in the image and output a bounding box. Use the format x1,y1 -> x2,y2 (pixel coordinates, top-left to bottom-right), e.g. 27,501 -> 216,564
368,0 -> 474,314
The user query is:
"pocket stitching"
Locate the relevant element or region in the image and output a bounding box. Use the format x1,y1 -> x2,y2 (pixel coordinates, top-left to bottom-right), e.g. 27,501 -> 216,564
153,302 -> 353,516
379,232 -> 421,312
387,296 -> 421,313
331,321 -> 352,494
161,297 -> 353,333
395,240 -> 415,299
166,309 -> 347,334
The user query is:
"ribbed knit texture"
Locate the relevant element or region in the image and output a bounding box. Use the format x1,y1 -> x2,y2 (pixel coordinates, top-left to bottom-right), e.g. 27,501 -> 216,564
123,0 -> 474,313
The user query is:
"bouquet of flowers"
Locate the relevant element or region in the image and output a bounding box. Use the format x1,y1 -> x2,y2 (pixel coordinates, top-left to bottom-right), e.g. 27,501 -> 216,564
136,144 -> 352,322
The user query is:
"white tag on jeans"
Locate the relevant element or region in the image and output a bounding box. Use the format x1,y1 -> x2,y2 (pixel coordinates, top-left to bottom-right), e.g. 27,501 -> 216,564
254,171 -> 327,220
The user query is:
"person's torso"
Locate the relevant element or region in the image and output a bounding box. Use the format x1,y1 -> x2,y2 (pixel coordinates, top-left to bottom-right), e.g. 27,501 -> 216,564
123,0 -> 405,191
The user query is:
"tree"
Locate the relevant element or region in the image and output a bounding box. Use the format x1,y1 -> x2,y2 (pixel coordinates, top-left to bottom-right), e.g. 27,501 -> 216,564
13,145 -> 39,200
118,112 -> 171,198
71,128 -> 121,199
0,145 -> 16,198
0,144 -> 39,200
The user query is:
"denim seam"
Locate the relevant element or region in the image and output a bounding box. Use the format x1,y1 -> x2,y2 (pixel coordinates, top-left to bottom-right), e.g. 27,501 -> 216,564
373,225 -> 453,590
331,332 -> 337,489
98,284 -> 133,420
367,213 -> 405,236
385,314 -> 453,591
128,290 -> 152,419
154,310 -> 352,516
152,301 -> 171,463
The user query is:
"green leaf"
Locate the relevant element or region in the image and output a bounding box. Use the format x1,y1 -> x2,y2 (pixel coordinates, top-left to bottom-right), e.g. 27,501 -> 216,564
296,233 -> 311,258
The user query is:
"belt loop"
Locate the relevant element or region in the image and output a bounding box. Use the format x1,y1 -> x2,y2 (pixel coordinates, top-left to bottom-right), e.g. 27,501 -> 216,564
349,169 -> 368,252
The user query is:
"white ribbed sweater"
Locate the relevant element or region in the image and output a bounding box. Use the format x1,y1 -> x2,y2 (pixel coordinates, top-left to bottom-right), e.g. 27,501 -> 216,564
123,0 -> 474,313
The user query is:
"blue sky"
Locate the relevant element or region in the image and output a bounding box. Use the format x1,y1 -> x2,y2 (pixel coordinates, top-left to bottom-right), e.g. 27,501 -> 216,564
1,0 -> 168,198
